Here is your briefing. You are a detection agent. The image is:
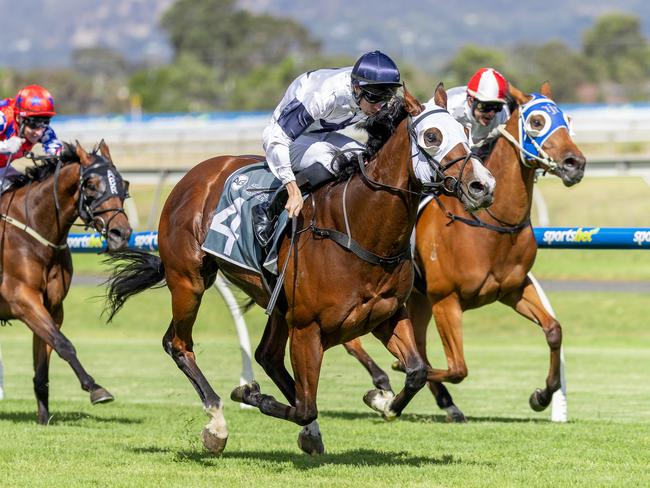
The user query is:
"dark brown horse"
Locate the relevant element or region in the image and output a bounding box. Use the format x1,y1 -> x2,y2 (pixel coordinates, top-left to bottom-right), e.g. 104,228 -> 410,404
103,86 -> 495,455
344,82 -> 586,421
0,141 -> 132,424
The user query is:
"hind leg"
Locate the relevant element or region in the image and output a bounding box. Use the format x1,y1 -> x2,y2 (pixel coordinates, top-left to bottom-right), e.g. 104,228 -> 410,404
163,272 -> 228,455
500,275 -> 562,412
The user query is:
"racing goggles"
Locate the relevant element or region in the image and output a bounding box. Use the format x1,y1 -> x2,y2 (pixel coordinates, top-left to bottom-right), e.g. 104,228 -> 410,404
23,116 -> 51,129
474,101 -> 504,114
361,86 -> 398,104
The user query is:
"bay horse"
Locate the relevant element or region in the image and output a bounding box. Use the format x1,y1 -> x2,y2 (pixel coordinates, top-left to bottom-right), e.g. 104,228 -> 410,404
103,86 -> 495,455
344,81 -> 586,421
0,141 -> 132,424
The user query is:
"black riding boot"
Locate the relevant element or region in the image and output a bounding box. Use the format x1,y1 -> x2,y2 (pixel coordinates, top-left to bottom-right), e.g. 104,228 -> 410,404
252,190 -> 288,247
252,163 -> 335,247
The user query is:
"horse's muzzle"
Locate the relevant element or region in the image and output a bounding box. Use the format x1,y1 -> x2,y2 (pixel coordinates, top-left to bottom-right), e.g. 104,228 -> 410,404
557,153 -> 586,187
106,226 -> 132,251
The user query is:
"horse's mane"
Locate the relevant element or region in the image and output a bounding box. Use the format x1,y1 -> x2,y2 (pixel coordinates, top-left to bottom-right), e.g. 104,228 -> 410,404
480,93 -> 519,162
331,97 -> 409,181
11,142 -> 83,189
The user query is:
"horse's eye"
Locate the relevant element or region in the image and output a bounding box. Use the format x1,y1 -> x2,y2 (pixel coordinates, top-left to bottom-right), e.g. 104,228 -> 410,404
531,117 -> 544,129
423,128 -> 443,148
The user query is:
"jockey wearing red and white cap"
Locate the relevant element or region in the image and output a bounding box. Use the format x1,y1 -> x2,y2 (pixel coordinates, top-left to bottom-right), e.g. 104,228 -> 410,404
438,68 -> 510,151
0,84 -> 63,169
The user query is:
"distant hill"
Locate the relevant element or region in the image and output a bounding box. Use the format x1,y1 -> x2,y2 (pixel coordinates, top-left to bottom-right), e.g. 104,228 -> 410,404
0,0 -> 174,68
3,0 -> 650,70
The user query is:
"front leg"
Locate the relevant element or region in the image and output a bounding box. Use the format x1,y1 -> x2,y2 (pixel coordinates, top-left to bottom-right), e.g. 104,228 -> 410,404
253,313 -> 296,405
364,306 -> 427,419
12,286 -> 112,422
500,274 -> 562,412
231,322 -> 325,454
343,338 -> 393,392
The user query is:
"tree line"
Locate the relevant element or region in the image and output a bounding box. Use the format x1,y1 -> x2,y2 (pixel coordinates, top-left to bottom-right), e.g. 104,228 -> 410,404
1,0 -> 648,115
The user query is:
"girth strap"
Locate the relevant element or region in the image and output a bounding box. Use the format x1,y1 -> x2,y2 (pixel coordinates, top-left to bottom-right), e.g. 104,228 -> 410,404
311,226 -> 411,266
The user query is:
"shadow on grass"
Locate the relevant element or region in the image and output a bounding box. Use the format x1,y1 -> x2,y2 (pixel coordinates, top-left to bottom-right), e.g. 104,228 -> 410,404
0,409 -> 143,425
132,446 -> 490,469
320,409 -> 550,424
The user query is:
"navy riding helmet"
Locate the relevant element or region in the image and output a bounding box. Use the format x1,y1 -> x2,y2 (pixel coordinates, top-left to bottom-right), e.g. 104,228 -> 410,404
351,51 -> 402,103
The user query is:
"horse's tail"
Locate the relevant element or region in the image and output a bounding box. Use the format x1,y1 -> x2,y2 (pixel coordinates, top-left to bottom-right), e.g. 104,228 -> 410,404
102,249 -> 166,322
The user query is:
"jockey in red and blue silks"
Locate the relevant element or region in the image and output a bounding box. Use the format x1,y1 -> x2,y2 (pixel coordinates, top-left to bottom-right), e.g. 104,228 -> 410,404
0,85 -> 63,174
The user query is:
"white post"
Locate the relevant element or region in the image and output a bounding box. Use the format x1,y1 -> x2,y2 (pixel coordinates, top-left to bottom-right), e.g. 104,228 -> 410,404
528,272 -> 568,422
0,343 -> 4,400
213,273 -> 254,409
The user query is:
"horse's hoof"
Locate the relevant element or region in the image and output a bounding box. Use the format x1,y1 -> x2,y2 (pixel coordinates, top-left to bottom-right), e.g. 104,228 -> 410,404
391,360 -> 405,372
529,388 -> 549,412
230,381 -> 260,404
201,427 -> 228,456
445,405 -> 467,423
297,422 -> 324,455
363,389 -> 397,421
90,387 -> 114,404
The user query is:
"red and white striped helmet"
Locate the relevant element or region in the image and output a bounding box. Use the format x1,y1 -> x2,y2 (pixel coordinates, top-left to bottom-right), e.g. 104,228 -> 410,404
466,68 -> 508,103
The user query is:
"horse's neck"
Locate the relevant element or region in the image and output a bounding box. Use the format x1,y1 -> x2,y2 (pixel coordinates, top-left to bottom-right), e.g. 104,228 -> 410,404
481,121 -> 536,224
30,163 -> 81,241
348,120 -> 416,253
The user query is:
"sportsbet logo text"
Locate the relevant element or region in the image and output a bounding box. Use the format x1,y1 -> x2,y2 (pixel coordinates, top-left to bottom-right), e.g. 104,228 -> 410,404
633,230 -> 650,246
542,227 -> 601,245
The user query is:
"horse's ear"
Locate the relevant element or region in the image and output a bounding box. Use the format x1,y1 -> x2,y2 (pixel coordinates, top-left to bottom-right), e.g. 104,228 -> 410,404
540,80 -> 553,99
403,83 -> 424,116
508,82 -> 531,105
75,140 -> 91,165
433,82 -> 447,109
99,139 -> 112,161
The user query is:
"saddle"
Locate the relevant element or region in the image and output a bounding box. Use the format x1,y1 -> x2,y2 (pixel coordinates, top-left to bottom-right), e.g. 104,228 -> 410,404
252,162 -> 335,247
202,161 -> 336,279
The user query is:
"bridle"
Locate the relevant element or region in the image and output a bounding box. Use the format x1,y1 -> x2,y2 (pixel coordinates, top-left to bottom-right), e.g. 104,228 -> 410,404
408,108 -> 477,199
433,95 -> 572,235
309,106 -> 478,266
68,156 -> 130,237
496,93 -> 571,174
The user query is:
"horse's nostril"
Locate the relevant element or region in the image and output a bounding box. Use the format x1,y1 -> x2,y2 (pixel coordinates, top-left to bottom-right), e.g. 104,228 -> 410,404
108,227 -> 128,241
562,155 -> 585,172
468,181 -> 485,196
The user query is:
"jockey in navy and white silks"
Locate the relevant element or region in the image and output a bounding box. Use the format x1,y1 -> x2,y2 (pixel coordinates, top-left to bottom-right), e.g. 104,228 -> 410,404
437,68 -> 510,151
262,50 -> 402,218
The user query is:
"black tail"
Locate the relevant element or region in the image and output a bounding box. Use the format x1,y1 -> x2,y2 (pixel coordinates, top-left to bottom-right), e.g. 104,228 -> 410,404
102,249 -> 166,322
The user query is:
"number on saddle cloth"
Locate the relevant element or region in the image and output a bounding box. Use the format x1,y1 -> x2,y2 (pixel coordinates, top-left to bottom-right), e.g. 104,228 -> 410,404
202,163 -> 287,275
